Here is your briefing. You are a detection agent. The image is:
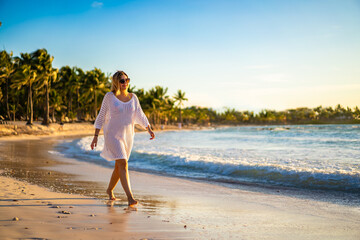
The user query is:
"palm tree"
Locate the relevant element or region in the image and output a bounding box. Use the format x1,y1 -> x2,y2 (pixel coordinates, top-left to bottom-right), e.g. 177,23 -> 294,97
222,108 -> 237,123
66,67 -> 79,119
43,67 -> 58,124
128,84 -> 136,93
0,50 -> 16,120
81,68 -> 109,119
182,106 -> 198,125
49,87 -> 66,123
58,66 -> 73,119
145,86 -> 171,125
73,67 -> 85,120
11,63 -> 37,125
9,104 -> 16,122
354,106 -> 360,120
12,52 -> 39,124
173,90 -> 188,126
32,49 -> 58,125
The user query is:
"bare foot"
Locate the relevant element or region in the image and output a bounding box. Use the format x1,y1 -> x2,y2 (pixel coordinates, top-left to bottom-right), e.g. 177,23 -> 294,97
128,198 -> 138,206
106,200 -> 115,207
106,189 -> 116,200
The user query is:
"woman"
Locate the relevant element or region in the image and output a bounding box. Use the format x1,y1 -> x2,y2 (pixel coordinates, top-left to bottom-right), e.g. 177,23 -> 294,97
90,70 -> 155,206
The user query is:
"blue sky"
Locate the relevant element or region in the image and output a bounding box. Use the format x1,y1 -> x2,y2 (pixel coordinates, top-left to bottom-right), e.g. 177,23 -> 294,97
1,0 -> 359,111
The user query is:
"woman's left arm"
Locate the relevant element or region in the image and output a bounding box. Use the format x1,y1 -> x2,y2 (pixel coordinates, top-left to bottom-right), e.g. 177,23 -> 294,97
134,94 -> 155,140
146,125 -> 155,140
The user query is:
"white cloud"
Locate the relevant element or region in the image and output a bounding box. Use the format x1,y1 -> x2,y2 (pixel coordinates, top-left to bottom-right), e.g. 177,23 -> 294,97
91,1 -> 103,8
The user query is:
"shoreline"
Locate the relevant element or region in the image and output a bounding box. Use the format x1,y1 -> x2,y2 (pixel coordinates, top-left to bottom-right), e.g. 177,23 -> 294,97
0,175 -> 191,240
1,135 -> 360,239
0,136 -> 192,240
127,168 -> 360,208
0,120 -> 213,141
2,121 -> 358,141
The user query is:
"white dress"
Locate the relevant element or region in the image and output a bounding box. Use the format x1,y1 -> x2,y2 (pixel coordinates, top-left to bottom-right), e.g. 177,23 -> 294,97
94,92 -> 150,161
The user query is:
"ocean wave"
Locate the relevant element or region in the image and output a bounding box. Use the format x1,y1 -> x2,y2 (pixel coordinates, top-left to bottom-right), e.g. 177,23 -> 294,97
129,151 -> 360,192
50,125 -> 360,193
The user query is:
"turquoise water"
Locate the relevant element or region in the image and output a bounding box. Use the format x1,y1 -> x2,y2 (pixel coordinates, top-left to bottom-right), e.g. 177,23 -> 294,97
52,124 -> 360,193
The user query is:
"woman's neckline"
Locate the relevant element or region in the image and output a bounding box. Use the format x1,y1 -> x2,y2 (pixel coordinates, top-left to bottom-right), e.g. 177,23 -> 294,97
111,92 -> 134,104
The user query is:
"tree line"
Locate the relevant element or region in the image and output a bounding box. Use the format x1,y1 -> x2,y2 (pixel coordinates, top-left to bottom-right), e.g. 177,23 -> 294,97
1,49 -> 359,127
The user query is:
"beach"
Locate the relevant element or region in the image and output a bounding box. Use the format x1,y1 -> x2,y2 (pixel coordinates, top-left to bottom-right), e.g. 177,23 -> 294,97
0,121 -> 199,139
0,134 -> 193,240
0,175 -> 191,240
1,125 -> 360,239
2,0 -> 359,238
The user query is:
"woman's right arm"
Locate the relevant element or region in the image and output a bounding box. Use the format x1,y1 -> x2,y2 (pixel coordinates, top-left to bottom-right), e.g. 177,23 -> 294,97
91,128 -> 100,150
91,93 -> 109,150
94,93 -> 110,130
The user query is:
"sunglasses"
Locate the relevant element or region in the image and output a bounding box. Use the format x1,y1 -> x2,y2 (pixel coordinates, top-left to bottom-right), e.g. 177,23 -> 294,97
119,78 -> 130,84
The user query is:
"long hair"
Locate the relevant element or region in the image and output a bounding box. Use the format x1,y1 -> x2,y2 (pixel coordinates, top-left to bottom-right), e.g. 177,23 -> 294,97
111,70 -> 129,93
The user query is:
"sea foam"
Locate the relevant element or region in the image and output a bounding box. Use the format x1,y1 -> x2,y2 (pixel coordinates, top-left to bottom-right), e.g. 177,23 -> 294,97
51,124 -> 360,192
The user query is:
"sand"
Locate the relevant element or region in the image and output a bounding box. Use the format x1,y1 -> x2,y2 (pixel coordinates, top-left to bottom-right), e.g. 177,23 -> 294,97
0,134 -> 360,239
0,175 -> 191,240
0,121 -> 204,140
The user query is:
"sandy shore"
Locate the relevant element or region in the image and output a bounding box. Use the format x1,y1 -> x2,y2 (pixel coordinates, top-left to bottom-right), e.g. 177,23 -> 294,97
0,121 -> 206,140
0,175 -> 191,240
1,135 -> 360,239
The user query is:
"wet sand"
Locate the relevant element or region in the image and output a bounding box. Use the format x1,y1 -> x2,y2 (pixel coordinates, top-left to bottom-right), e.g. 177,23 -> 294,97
1,136 -> 360,239
0,175 -> 191,240
0,136 -> 192,240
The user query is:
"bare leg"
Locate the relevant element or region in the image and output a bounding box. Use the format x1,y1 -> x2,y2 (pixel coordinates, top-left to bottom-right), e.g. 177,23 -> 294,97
116,159 -> 138,206
107,164 -> 120,200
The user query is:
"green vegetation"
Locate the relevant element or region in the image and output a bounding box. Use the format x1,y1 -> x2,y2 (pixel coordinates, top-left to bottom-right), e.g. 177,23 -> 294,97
1,49 -> 359,126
